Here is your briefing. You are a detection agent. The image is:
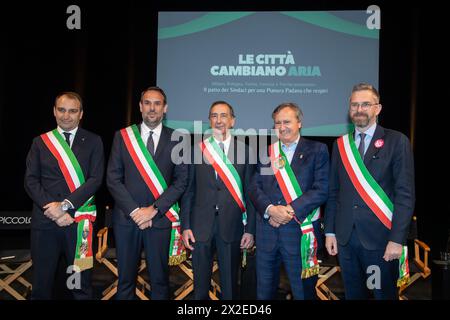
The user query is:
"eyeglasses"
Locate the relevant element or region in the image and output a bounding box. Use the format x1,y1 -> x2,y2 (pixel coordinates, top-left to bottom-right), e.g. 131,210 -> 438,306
350,102 -> 379,110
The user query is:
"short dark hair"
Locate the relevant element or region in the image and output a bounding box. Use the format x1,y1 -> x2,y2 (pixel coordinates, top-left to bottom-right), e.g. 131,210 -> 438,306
208,100 -> 235,118
272,102 -> 303,122
351,83 -> 380,103
140,86 -> 167,105
55,92 -> 83,111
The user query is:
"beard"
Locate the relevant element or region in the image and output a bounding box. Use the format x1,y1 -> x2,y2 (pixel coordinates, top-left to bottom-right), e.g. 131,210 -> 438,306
351,112 -> 370,127
143,113 -> 163,129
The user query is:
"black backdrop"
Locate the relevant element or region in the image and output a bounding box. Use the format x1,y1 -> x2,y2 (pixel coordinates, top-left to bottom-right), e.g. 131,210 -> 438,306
1,0 -> 449,292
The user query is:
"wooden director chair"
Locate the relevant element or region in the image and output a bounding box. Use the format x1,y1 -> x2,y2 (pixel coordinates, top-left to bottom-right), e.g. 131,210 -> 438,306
316,216 -> 431,300
398,216 -> 431,300
0,211 -> 33,300
95,207 -> 150,300
315,255 -> 341,300
173,251 -> 221,300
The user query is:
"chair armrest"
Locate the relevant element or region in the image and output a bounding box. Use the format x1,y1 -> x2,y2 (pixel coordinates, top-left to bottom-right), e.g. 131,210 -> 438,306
96,227 -> 109,261
414,239 -> 430,251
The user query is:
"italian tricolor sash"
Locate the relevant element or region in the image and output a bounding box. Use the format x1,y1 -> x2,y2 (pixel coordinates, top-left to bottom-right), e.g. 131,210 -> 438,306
200,137 -> 247,222
337,133 -> 410,286
120,125 -> 186,265
41,129 -> 96,271
269,141 -> 321,279
200,136 -> 249,266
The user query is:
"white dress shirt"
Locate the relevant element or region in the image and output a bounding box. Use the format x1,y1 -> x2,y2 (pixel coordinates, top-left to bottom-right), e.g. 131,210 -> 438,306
57,126 -> 78,148
141,121 -> 163,153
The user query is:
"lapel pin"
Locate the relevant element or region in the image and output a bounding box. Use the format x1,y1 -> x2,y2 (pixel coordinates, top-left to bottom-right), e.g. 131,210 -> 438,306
374,139 -> 384,148
299,154 -> 303,159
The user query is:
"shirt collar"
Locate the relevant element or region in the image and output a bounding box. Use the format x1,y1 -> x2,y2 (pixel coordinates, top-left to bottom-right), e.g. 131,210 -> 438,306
57,126 -> 78,136
141,121 -> 162,137
213,134 -> 232,150
355,123 -> 377,139
281,134 -> 300,150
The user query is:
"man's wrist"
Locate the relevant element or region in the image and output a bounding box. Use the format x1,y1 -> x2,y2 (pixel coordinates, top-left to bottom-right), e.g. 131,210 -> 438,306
264,204 -> 273,220
60,200 -> 72,212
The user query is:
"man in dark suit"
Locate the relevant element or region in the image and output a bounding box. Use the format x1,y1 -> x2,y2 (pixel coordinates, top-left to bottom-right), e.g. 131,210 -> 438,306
24,92 -> 104,299
107,86 -> 188,300
180,101 -> 256,300
250,102 -> 329,300
324,83 -> 415,299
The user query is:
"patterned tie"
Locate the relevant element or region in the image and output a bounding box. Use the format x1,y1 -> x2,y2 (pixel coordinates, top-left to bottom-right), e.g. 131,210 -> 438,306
358,132 -> 366,159
63,132 -> 71,148
147,131 -> 155,156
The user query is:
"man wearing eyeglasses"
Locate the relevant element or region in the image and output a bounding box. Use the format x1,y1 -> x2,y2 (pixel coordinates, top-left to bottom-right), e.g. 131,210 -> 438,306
324,83 -> 415,299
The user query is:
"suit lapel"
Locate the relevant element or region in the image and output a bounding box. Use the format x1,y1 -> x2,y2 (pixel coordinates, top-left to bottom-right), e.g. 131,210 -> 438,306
139,123 -> 167,161
227,136 -> 236,164
290,137 -> 306,170
71,127 -> 85,158
154,126 -> 169,161
364,125 -> 385,165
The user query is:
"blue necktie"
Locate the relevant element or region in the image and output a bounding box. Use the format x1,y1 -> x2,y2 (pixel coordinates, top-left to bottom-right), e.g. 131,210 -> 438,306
358,133 -> 366,159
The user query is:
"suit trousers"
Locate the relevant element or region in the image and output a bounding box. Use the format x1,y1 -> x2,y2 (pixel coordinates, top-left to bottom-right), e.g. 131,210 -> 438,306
114,221 -> 171,300
338,226 -> 399,300
30,225 -> 93,300
192,216 -> 241,300
256,230 -> 308,300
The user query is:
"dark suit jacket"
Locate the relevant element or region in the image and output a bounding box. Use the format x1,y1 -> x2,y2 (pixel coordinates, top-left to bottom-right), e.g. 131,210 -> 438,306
24,127 -> 104,230
107,124 -> 188,229
324,125 -> 415,250
250,137 -> 329,254
180,136 -> 256,243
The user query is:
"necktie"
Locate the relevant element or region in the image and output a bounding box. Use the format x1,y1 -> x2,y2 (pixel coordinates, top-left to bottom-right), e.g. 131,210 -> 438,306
147,131 -> 155,156
358,133 -> 366,159
63,132 -> 71,148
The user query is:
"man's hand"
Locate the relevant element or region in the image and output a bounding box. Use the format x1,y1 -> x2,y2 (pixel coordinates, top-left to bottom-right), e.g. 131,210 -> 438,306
240,233 -> 254,249
325,235 -> 338,256
268,217 -> 281,228
383,241 -> 403,261
138,220 -> 152,230
286,204 -> 295,216
55,213 -> 74,227
43,202 -> 65,221
268,205 -> 293,224
131,205 -> 158,227
182,229 -> 196,250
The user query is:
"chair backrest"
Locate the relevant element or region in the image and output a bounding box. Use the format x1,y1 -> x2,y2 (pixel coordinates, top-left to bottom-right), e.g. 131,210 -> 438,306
407,216 -> 418,241
104,206 -> 113,228
0,211 -> 31,231
0,211 -> 31,251
102,206 -> 115,248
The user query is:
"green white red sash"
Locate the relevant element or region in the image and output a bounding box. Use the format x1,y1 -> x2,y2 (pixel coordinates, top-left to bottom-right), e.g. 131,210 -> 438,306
40,129 -> 96,271
200,136 -> 249,266
200,136 -> 247,223
337,132 -> 410,286
120,124 -> 186,265
269,141 -> 320,279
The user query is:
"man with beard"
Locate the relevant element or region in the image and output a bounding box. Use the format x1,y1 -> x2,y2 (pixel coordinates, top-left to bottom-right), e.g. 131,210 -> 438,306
180,101 -> 255,299
324,83 -> 415,299
107,86 -> 188,299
